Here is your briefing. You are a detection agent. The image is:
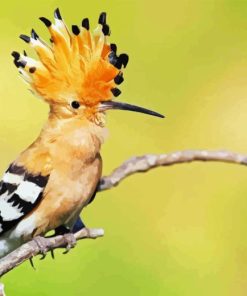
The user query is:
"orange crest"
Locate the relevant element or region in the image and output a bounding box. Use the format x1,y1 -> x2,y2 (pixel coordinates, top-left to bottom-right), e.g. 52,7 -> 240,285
12,9 -> 128,106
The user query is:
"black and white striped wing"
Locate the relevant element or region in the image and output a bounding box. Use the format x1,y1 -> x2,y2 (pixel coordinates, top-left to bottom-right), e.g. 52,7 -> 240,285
0,163 -> 49,235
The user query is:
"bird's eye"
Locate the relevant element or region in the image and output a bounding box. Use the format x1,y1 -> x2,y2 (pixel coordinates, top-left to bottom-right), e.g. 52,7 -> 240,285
71,101 -> 80,109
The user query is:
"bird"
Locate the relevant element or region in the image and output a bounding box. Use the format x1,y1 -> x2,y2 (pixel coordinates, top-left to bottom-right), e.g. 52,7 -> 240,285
0,8 -> 164,258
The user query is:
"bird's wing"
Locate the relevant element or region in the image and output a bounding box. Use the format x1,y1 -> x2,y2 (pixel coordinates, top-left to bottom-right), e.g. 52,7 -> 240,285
0,163 -> 49,235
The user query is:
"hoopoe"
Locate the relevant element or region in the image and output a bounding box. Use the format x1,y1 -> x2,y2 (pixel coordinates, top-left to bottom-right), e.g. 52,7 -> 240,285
0,8 -> 164,257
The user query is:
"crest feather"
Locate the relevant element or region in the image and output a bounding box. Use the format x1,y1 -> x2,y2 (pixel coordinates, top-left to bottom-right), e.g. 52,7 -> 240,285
12,9 -> 128,106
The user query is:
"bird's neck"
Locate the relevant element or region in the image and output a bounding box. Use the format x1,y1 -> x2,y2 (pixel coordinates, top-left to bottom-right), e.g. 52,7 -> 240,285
16,114 -> 107,175
44,112 -> 108,147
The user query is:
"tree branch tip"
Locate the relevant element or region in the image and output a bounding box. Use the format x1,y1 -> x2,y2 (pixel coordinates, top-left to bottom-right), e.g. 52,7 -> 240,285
75,227 -> 104,239
88,228 -> 104,238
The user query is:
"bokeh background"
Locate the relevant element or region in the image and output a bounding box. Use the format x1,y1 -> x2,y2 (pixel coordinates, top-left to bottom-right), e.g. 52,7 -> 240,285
1,0 -> 247,295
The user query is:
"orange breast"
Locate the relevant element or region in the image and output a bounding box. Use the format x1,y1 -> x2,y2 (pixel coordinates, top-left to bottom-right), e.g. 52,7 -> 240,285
16,116 -> 105,237
33,154 -> 102,235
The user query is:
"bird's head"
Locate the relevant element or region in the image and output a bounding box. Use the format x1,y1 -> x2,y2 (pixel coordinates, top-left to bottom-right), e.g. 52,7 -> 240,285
12,9 -> 164,126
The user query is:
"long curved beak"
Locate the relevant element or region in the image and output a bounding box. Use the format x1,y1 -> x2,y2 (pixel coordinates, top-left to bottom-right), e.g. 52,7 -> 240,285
99,101 -> 165,118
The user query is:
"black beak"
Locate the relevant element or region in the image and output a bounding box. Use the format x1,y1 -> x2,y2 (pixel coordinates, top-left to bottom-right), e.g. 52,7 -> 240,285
99,101 -> 165,118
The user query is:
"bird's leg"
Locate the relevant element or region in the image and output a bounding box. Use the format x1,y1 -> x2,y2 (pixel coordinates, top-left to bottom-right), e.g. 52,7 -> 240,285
43,226 -> 73,256
40,227 -> 70,259
53,226 -> 76,254
54,225 -> 70,235
33,236 -> 50,260
71,216 -> 86,233
32,216 -> 87,260
53,216 -> 86,236
42,217 -> 86,256
35,226 -> 72,259
62,217 -> 86,254
62,233 -> 77,254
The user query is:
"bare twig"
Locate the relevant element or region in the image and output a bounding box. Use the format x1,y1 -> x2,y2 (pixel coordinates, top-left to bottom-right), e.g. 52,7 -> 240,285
0,149 -> 247,278
99,150 -> 247,191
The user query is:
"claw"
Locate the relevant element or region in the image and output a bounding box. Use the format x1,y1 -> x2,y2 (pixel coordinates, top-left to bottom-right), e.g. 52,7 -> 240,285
33,236 -> 49,260
29,257 -> 36,270
50,249 -> 55,259
62,233 -> 76,254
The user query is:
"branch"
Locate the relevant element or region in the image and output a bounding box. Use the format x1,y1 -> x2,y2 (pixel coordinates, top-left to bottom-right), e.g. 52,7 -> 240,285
0,149 -> 247,278
0,228 -> 104,277
99,149 -> 247,191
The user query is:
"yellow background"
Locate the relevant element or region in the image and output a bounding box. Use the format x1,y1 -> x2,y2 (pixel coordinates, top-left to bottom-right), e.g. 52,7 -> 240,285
1,0 -> 247,295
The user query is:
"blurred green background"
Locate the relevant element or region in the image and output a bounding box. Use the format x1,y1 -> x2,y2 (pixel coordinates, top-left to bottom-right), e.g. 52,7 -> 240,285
1,0 -> 247,295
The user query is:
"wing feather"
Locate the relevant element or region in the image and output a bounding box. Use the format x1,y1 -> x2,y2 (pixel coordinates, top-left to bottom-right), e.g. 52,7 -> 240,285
0,163 -> 49,235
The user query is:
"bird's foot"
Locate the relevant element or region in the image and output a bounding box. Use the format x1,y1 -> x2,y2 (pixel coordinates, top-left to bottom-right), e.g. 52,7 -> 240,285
62,233 -> 77,254
33,236 -> 49,260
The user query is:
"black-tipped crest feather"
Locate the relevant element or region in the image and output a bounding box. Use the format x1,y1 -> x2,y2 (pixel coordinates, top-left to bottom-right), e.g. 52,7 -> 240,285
39,17 -> 52,27
111,88 -> 121,97
54,8 -> 62,20
72,25 -> 80,35
11,51 -> 20,60
31,29 -> 39,40
19,34 -> 30,43
98,12 -> 107,25
81,18 -> 89,30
